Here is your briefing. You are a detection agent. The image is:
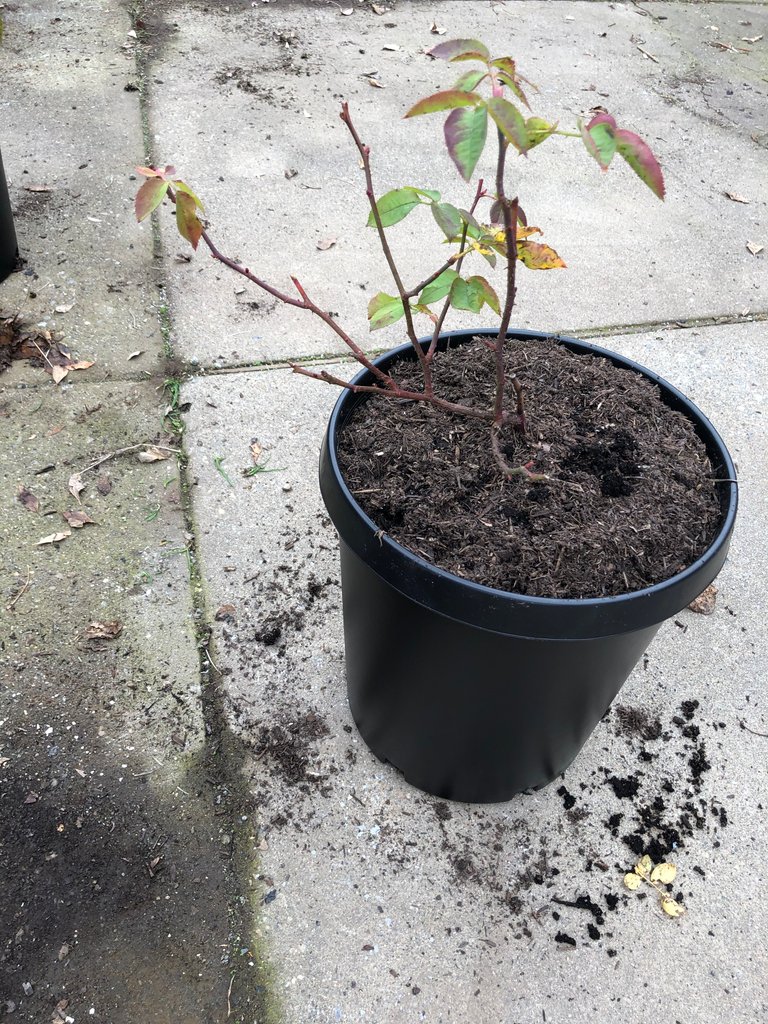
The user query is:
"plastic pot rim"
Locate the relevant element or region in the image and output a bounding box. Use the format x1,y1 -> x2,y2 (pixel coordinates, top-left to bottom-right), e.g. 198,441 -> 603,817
319,328 -> 738,641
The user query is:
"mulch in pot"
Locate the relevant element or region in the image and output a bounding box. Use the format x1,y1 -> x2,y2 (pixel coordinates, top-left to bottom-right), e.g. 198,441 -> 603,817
336,335 -> 721,600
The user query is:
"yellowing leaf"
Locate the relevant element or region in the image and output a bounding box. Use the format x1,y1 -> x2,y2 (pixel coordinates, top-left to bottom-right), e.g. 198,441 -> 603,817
517,240 -> 566,269
661,897 -> 685,918
624,872 -> 642,891
635,854 -> 654,878
650,862 -> 677,884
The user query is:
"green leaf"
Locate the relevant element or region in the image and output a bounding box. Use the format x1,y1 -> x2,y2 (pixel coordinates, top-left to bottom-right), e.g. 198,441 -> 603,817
405,89 -> 482,118
368,292 -> 405,330
431,202 -> 463,239
580,113 -> 617,169
135,177 -> 170,222
615,128 -> 665,200
175,190 -> 202,249
444,105 -> 488,181
404,186 -> 441,202
469,275 -> 500,314
173,179 -> 204,210
526,117 -> 557,150
367,188 -> 423,228
419,269 -> 459,305
454,69 -> 486,92
486,96 -> 530,152
449,276 -> 485,313
428,38 -> 490,63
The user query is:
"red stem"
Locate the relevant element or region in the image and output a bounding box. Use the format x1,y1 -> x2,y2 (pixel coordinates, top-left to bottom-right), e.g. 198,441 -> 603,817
340,103 -> 433,393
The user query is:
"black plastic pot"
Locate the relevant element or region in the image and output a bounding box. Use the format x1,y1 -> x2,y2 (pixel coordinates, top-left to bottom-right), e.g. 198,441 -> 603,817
319,329 -> 738,803
0,147 -> 19,283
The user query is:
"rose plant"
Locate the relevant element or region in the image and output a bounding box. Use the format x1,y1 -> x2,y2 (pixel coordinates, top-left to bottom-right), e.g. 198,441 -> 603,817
134,39 -> 736,802
135,37 -> 664,481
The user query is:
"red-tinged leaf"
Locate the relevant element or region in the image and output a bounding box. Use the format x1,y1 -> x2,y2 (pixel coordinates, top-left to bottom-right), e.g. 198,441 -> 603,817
175,191 -> 202,249
491,57 -> 531,109
517,240 -> 567,270
419,269 -> 459,305
136,165 -> 164,178
428,38 -> 490,63
454,69 -> 486,92
431,201 -> 463,239
173,179 -> 204,210
367,188 -> 423,227
486,96 -> 530,153
405,89 -> 482,118
517,224 -> 543,239
367,292 -> 405,330
526,117 -> 557,149
444,106 -> 488,181
135,177 -> 170,222
469,275 -> 500,314
580,113 -> 618,169
614,129 -> 665,200
588,112 -> 617,132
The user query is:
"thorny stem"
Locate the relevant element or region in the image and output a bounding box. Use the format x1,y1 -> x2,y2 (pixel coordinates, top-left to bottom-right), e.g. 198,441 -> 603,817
291,365 -> 499,422
427,178 -> 486,362
169,185 -> 398,390
340,102 -> 433,392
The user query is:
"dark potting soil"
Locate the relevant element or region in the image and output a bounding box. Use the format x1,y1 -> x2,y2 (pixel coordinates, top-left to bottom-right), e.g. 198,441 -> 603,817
336,337 -> 722,599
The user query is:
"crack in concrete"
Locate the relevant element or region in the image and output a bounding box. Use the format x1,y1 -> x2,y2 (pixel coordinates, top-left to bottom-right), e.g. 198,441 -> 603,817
130,3 -> 282,1020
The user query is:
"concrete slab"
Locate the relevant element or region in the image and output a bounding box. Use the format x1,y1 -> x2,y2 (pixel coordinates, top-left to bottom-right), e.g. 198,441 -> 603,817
0,0 -> 165,377
0,378 -> 259,1022
182,318 -> 766,1023
147,0 -> 768,369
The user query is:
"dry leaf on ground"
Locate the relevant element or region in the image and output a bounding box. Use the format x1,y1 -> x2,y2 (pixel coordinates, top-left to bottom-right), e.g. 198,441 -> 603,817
250,440 -> 263,463
661,897 -> 685,918
430,21 -> 447,35
54,303 -> 75,314
316,237 -> 337,251
37,530 -> 71,546
723,191 -> 750,203
137,446 -> 171,463
51,365 -> 69,385
746,241 -> 764,255
16,486 -> 40,513
688,583 -> 717,615
68,473 -> 85,501
84,620 -> 122,640
63,510 -> 97,528
96,474 -> 112,495
651,862 -> 677,884
24,791 -> 40,804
